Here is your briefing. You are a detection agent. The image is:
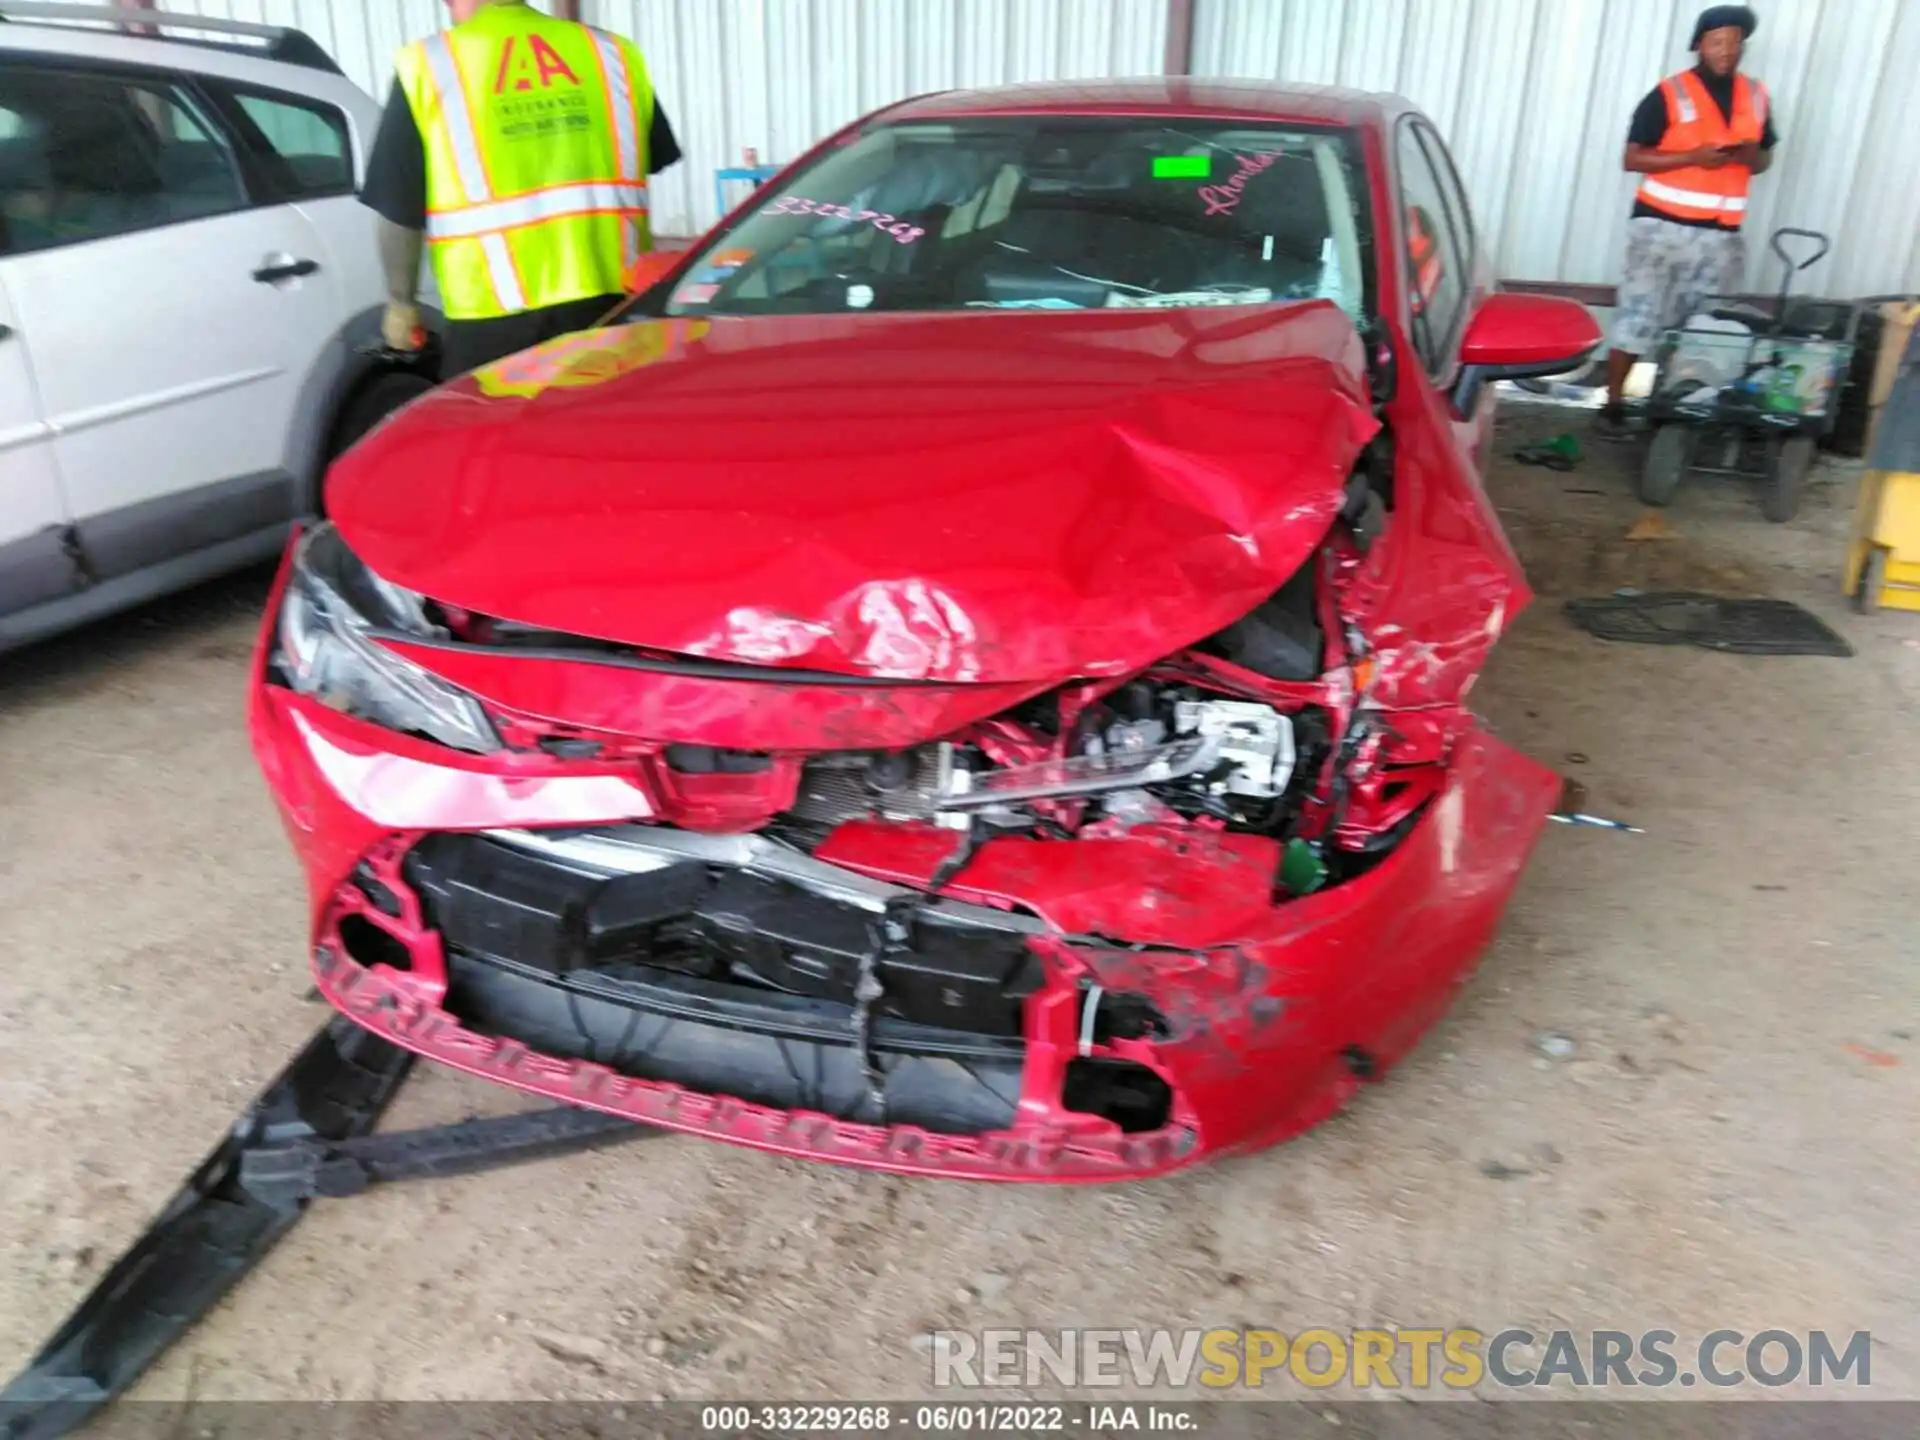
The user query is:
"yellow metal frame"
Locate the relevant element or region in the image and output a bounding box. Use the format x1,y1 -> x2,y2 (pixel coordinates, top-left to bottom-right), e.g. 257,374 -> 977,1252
1846,468 -> 1920,613
1847,301 -> 1920,614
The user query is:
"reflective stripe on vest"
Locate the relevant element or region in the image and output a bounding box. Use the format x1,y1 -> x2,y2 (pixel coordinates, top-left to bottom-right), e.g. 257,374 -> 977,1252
426,181 -> 652,240
1634,69 -> 1765,228
589,29 -> 641,179
397,5 -> 655,321
587,27 -> 642,271
419,35 -> 490,204
1668,76 -> 1698,125
481,233 -> 527,312
1638,177 -> 1747,215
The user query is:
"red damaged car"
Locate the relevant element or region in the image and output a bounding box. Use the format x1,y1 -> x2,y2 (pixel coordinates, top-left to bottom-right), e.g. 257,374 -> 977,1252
248,80 -> 1599,1181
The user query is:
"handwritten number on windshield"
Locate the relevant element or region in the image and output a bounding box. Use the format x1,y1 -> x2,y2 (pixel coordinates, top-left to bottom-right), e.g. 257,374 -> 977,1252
764,196 -> 925,244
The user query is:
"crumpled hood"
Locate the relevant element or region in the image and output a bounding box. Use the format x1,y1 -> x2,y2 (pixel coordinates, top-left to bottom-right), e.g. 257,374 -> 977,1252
328,303 -> 1378,684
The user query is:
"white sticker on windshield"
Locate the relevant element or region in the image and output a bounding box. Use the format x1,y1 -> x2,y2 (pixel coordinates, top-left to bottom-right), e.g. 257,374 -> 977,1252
1315,235 -> 1345,304
847,284 -> 875,310
1105,287 -> 1273,309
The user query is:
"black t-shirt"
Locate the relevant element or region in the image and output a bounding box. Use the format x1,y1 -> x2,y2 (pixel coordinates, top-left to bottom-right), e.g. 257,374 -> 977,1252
359,75 -> 683,233
1627,64 -> 1779,228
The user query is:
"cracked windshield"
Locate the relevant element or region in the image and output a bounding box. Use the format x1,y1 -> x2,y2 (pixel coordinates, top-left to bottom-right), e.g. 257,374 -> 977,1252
664,117 -> 1368,319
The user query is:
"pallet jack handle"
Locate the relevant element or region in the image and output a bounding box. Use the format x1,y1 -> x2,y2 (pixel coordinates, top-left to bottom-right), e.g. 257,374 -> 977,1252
1769,227 -> 1830,273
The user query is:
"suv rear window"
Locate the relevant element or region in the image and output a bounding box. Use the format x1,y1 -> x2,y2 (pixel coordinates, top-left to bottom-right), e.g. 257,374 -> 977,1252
206,83 -> 354,201
663,116 -> 1369,320
0,64 -> 245,256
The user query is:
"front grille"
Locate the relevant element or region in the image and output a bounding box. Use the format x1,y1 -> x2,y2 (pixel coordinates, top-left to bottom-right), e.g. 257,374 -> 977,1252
404,831 -> 1041,1036
398,831 -> 1043,1133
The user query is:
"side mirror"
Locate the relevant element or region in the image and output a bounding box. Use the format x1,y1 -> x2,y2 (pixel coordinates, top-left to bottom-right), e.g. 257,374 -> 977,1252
621,248 -> 682,296
1453,292 -> 1601,412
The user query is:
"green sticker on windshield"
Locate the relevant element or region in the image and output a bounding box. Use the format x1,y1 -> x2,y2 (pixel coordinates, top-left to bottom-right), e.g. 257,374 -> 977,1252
1153,154 -> 1211,179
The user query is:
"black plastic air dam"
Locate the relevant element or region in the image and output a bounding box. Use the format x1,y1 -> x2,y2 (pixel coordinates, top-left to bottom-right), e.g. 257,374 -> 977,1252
404,833 -> 1044,1037
398,833 -> 1053,1131
0,1021 -> 413,1440
440,950 -> 1024,1132
0,1021 -> 655,1440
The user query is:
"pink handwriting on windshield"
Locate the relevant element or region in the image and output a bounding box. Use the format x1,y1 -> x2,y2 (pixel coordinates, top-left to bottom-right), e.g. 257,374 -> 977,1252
1199,151 -> 1283,217
761,196 -> 925,244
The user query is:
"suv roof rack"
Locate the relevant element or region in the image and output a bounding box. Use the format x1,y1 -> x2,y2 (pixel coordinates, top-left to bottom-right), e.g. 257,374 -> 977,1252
0,1 -> 343,74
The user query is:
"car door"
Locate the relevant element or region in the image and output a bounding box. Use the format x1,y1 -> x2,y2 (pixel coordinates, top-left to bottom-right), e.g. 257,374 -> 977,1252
196,79 -> 391,320
0,59 -> 344,583
1413,121 -> 1498,477
0,271 -> 78,625
1347,115 -> 1526,714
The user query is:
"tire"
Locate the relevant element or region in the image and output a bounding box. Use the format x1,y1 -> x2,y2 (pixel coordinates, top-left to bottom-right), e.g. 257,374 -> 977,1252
1762,434 -> 1815,523
1639,424 -> 1695,506
328,372 -> 434,464
1854,546 -> 1887,615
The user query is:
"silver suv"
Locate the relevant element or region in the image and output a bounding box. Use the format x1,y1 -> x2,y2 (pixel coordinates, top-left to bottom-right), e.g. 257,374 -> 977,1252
0,3 -> 440,654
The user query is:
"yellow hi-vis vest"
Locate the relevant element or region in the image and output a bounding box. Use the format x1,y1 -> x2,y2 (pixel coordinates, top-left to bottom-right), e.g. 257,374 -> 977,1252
394,1 -> 654,321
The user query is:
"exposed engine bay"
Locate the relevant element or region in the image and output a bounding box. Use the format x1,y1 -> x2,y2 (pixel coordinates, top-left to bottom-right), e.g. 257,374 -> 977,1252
786,688 -> 1298,832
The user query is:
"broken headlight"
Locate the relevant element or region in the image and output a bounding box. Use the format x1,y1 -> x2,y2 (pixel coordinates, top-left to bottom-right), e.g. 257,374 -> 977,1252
276,523 -> 500,754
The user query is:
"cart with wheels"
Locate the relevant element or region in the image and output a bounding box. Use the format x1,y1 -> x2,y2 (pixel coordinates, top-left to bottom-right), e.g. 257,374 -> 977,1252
1638,227 -> 1855,522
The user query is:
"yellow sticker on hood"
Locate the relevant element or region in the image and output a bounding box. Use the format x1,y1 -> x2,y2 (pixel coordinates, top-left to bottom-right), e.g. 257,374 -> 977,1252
470,318 -> 712,398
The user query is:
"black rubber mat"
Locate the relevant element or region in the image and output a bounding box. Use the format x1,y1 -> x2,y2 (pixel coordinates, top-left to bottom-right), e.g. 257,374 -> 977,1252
1564,592 -> 1854,656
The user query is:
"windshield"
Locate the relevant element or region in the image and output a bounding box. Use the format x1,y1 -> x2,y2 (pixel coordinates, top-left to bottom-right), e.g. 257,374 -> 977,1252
659,117 -> 1371,321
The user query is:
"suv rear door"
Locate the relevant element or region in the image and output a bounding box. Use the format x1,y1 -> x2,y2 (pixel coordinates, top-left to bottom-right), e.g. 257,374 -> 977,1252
0,271 -> 76,625
0,58 -> 345,583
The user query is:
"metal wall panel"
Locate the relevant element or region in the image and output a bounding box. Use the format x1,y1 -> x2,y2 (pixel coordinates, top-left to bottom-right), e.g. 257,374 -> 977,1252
46,0 -> 1911,294
39,1 -> 1165,239
583,0 -> 1170,236
1192,0 -> 1920,298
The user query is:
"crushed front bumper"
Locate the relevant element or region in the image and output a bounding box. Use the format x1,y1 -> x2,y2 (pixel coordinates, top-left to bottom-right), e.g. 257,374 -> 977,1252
249,553 -> 1562,1182
258,718 -> 1555,1182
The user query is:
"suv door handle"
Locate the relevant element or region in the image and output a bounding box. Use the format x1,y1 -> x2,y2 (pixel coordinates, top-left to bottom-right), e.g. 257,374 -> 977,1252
253,256 -> 320,284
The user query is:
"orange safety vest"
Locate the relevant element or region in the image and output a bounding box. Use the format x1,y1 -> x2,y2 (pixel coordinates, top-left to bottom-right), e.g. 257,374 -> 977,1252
1407,205 -> 1443,313
1634,69 -> 1769,228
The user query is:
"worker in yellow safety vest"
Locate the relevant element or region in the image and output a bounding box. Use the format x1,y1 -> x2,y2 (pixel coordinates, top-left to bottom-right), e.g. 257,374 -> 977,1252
359,0 -> 682,377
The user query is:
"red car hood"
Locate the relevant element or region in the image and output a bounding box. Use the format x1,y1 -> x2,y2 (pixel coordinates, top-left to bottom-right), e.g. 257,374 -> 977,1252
328,303 -> 1379,684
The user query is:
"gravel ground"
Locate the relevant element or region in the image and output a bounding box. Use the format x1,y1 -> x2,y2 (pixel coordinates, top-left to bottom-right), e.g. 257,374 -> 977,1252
2,408 -> 1916,1412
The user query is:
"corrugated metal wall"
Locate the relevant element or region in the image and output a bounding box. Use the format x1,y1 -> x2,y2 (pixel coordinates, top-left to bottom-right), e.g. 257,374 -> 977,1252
119,0 -> 1167,238
580,0 -> 1168,235
44,1 -> 1918,293
1191,0 -> 1920,298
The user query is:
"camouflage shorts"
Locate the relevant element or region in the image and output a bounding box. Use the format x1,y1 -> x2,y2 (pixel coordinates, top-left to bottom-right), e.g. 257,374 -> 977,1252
1610,216 -> 1746,354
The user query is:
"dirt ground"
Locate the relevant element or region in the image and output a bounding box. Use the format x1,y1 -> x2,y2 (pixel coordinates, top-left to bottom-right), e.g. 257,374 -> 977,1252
2,404 -> 1916,1410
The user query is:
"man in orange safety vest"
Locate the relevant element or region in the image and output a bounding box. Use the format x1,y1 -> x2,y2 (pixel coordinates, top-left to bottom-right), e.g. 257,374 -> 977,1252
1597,5 -> 1778,438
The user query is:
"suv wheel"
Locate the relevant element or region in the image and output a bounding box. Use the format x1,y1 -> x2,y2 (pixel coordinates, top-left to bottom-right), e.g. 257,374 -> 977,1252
329,372 -> 434,463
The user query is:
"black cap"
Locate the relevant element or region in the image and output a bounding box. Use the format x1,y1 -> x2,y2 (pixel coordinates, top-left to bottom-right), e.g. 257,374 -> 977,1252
1691,5 -> 1757,49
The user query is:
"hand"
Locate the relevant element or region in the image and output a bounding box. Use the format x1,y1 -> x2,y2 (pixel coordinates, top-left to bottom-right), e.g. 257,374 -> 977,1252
381,300 -> 425,351
1688,144 -> 1730,168
1722,141 -> 1761,167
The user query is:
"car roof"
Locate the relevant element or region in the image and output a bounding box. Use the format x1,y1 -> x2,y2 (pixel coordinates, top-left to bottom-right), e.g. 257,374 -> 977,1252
0,7 -> 376,118
882,77 -> 1409,130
